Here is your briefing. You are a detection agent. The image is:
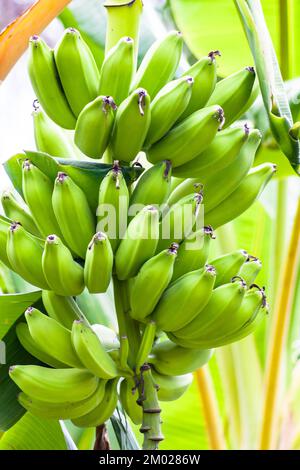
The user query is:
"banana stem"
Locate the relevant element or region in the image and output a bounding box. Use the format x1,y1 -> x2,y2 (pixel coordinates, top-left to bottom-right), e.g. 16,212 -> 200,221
195,366 -> 226,450
113,275 -> 141,368
138,364 -> 164,450
259,197 -> 300,449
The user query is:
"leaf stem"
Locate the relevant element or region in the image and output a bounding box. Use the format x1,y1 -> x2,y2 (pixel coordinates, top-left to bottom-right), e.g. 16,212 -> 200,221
195,366 -> 226,450
259,197 -> 300,449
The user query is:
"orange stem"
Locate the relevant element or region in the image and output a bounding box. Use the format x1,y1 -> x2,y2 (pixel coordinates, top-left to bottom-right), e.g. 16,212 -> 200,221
195,367 -> 226,450
260,197 -> 300,449
0,0 -> 71,81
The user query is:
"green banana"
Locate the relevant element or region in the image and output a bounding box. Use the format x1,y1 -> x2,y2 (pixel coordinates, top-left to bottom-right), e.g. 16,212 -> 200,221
135,321 -> 157,372
10,365 -> 98,403
16,322 -> 69,369
130,161 -> 172,209
72,378 -> 119,427
151,369 -> 193,402
205,163 -> 277,228
157,191 -> 203,252
110,88 -> 151,163
98,36 -> 135,105
115,206 -> 159,280
119,377 -> 142,425
207,66 -> 256,127
74,96 -> 117,159
171,278 -> 247,343
32,105 -> 76,158
25,306 -> 83,368
144,76 -> 194,147
238,255 -> 262,286
147,105 -> 224,167
97,161 -> 129,252
52,172 -> 95,258
28,35 -> 76,129
42,290 -> 85,329
0,216 -> 13,268
18,380 -> 106,420
54,28 -> 99,117
1,190 -> 40,237
129,244 -> 178,322
84,232 -> 113,294
152,265 -> 216,332
42,235 -> 84,296
201,128 -> 262,213
210,249 -> 248,287
22,160 -> 63,239
178,51 -> 220,121
7,222 -> 49,289
166,178 -> 203,207
71,320 -> 119,379
131,30 -> 183,99
149,340 -> 213,376
172,124 -> 250,178
172,226 -> 215,281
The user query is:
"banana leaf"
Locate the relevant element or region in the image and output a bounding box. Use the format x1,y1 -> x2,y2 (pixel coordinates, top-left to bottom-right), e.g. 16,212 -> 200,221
3,151 -> 144,212
235,0 -> 300,175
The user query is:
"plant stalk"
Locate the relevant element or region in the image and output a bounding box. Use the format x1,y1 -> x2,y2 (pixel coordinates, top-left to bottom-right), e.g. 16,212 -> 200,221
137,364 -> 164,450
259,197 -> 300,449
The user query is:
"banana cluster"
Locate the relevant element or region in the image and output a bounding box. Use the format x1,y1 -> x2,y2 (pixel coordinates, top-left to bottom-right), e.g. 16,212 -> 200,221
0,27 -> 275,431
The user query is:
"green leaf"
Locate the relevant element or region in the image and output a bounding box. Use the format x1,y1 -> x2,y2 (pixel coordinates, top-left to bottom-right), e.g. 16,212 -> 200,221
235,0 -> 300,174
0,290 -> 41,340
110,407 -> 140,450
3,151 -> 144,212
0,413 -> 67,450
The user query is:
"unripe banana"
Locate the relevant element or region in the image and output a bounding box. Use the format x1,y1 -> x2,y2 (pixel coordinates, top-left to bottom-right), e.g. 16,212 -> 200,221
28,35 -> 76,129
42,235 -> 84,296
238,255 -> 262,286
151,369 -> 193,402
18,380 -> 106,421
171,278 -> 247,343
130,161 -> 172,209
152,265 -> 216,332
119,377 -> 142,425
147,105 -> 224,167
72,378 -> 119,427
131,30 -> 183,99
98,36 -> 135,105
1,190 -> 40,237
71,320 -> 119,379
149,340 -> 213,376
84,232 -> 113,294
172,124 -> 250,178
210,249 -> 248,287
205,163 -> 277,228
201,128 -> 262,213
207,66 -> 256,127
144,76 -> 194,147
129,244 -> 178,322
172,226 -> 215,281
16,322 -> 69,369
0,216 -> 13,268
7,222 -> 49,289
52,172 -> 95,258
178,51 -> 220,121
22,160 -> 63,239
9,365 -> 98,403
32,105 -> 76,158
135,321 -> 157,372
25,306 -> 83,368
157,191 -> 203,252
42,290 -> 85,329
115,206 -> 159,280
166,178 -> 203,208
74,96 -> 117,159
97,161 -> 129,252
54,28 -> 99,117
110,88 -> 151,162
